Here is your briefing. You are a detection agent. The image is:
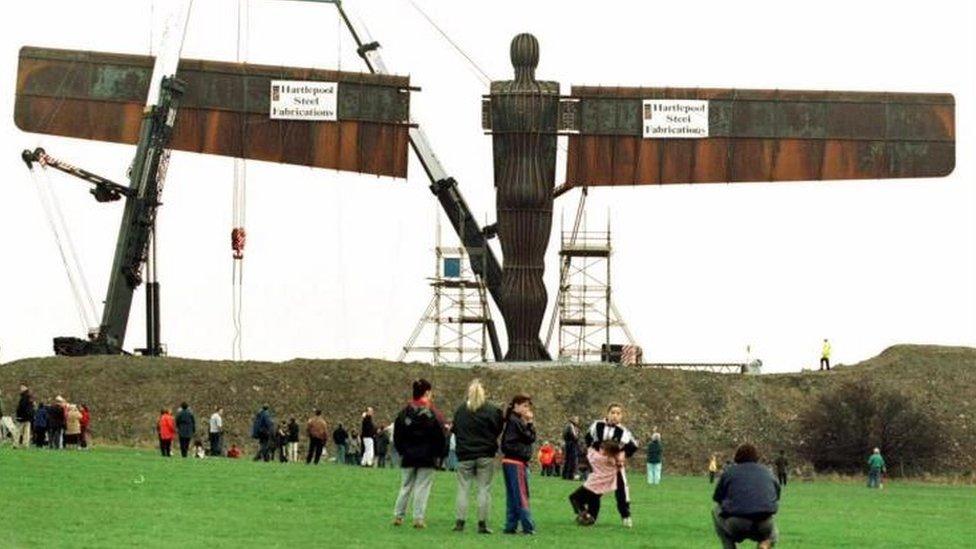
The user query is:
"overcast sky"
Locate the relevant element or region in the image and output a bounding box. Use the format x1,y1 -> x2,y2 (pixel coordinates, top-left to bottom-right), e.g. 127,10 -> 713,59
1,0 -> 973,371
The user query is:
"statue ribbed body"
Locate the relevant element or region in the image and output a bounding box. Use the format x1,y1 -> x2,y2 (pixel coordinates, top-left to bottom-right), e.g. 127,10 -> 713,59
490,34 -> 558,360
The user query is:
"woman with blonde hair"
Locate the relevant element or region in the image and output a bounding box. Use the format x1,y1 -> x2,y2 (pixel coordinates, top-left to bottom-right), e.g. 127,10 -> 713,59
451,379 -> 504,534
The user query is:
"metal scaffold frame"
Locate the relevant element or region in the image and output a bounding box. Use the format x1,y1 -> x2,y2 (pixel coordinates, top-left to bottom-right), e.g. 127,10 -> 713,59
556,210 -> 637,362
399,215 -> 496,364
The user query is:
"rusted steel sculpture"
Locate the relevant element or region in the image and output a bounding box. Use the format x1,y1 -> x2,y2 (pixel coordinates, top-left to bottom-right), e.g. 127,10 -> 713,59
15,46 -> 413,177
489,34 -> 557,360
562,87 -> 954,188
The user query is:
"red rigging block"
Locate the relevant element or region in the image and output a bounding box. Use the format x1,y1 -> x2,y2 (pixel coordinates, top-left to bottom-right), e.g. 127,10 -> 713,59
563,86 -> 954,189
15,46 -> 413,178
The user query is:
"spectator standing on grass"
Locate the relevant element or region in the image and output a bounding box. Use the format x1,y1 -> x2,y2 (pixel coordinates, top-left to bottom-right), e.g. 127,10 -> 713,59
501,394 -> 537,535
287,418 -> 300,463
209,407 -> 224,457
708,454 -> 719,484
175,403 -> 196,458
375,423 -> 390,468
306,409 -> 329,465
820,338 -> 831,371
15,385 -> 33,448
712,443 -> 780,549
251,405 -> 274,462
48,397 -> 67,450
157,409 -> 176,457
774,450 -> 789,487
79,404 -> 91,449
275,422 -> 289,463
392,378 -> 446,529
538,441 -> 555,476
646,431 -> 663,485
32,402 -> 47,447
867,448 -> 887,489
562,416 -> 582,480
445,430 -> 459,471
451,378 -> 504,534
64,404 -> 83,449
361,407 -> 377,467
333,423 -> 348,465
554,445 -> 564,478
351,430 -> 363,465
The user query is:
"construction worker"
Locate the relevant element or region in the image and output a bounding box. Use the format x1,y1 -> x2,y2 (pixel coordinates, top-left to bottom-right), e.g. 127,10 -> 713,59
820,339 -> 831,371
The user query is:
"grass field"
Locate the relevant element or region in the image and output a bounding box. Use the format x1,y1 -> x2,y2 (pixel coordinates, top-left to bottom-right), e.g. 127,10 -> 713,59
1,447 -> 973,548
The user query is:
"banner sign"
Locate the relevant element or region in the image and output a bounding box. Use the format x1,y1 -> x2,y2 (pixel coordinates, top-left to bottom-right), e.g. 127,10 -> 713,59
270,80 -> 338,121
642,99 -> 709,138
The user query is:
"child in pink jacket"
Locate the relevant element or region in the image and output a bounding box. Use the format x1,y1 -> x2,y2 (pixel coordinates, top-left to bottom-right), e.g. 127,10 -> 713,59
568,440 -> 623,525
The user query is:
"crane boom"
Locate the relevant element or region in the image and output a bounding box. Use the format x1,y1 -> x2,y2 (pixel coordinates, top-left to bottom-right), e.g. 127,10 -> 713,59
317,0 -> 544,360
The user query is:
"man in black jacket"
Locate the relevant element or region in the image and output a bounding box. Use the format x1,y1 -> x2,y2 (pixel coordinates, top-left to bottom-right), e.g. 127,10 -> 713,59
451,379 -> 504,534
392,379 -> 446,529
175,403 -> 196,458
561,416 -> 581,480
333,423 -> 348,465
712,443 -> 781,549
15,385 -> 34,448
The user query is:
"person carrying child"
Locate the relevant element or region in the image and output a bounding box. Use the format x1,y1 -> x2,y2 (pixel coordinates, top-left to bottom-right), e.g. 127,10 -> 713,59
501,394 -> 536,535
568,440 -> 623,526
585,403 -> 639,528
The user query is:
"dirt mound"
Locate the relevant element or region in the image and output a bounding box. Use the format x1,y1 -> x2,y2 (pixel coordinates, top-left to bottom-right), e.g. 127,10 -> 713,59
2,345 -> 974,474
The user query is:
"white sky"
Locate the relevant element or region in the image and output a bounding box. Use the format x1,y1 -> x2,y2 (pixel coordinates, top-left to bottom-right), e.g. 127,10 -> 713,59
0,0 -> 973,371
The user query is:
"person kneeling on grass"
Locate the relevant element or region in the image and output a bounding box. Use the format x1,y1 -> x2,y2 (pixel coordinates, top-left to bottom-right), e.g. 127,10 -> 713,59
712,443 -> 781,549
569,440 -> 623,526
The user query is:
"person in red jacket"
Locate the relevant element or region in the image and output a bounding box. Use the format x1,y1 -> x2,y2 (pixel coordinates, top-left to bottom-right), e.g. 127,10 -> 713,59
157,409 -> 176,457
538,441 -> 556,476
79,404 -> 91,449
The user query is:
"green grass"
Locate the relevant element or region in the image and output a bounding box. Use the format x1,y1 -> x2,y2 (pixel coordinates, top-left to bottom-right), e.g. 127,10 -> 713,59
1,447 -> 973,548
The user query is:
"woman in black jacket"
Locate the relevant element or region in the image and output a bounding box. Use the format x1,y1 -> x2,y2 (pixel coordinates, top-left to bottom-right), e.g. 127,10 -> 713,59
500,394 -> 536,535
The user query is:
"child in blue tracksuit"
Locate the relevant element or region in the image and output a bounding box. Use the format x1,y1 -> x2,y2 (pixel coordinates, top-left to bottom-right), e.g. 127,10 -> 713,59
500,394 -> 536,535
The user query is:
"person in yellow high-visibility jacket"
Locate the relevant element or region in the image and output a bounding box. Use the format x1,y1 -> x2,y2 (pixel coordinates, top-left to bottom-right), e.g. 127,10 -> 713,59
820,339 -> 831,371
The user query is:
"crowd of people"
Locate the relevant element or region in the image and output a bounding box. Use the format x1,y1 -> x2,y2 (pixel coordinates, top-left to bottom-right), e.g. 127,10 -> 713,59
2,376 -> 893,547
0,385 -> 90,450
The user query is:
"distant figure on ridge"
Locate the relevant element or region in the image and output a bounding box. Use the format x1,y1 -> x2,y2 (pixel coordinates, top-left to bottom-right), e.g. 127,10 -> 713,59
820,339 -> 831,371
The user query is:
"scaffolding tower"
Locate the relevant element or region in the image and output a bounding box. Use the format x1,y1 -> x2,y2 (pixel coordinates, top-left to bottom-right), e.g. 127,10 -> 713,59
555,213 -> 638,362
399,216 -> 497,363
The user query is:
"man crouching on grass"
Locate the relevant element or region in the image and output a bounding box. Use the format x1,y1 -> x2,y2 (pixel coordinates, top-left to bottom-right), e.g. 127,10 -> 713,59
712,443 -> 781,548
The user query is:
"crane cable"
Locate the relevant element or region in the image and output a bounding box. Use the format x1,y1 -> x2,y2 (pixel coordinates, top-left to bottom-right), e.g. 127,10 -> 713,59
231,0 -> 249,362
28,163 -> 99,333
405,0 -> 491,86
